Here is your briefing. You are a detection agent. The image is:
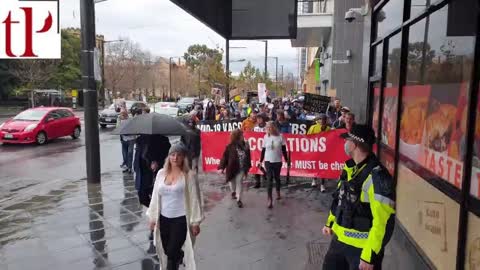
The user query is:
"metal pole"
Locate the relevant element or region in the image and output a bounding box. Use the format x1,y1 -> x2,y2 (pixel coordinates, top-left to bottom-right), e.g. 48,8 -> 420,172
80,0 -> 101,183
420,0 -> 430,84
226,39 -> 230,102
281,65 -> 284,96
264,41 -> 268,79
100,41 -> 105,108
275,57 -> 278,95
169,57 -> 172,99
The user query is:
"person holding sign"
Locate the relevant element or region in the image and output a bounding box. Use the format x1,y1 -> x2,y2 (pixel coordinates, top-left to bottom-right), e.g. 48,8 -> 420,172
307,114 -> 331,192
259,122 -> 290,209
322,125 -> 395,270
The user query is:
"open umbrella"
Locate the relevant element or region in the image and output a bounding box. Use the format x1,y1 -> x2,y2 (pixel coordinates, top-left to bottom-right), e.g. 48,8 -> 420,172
113,113 -> 188,136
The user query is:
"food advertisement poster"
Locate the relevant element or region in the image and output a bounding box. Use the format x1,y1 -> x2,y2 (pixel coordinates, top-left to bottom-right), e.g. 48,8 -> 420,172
400,84 -> 467,189
380,147 -> 395,176
381,87 -> 399,149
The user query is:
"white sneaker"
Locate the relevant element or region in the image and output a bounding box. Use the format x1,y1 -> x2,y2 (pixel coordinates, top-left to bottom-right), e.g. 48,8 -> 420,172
311,179 -> 317,187
320,184 -> 326,193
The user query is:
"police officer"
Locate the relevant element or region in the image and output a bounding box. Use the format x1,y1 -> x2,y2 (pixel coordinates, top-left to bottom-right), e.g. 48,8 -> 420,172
322,124 -> 395,270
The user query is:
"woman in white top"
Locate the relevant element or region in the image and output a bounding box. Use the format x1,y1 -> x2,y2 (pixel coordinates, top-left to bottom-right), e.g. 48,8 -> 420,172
259,121 -> 289,209
147,143 -> 204,270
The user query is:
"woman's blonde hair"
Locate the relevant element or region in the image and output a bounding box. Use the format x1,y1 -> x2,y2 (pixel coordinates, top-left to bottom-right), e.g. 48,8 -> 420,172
266,121 -> 280,136
163,149 -> 190,176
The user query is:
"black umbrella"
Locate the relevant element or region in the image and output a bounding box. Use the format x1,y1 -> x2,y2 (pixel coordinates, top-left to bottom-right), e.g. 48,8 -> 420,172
113,113 -> 188,136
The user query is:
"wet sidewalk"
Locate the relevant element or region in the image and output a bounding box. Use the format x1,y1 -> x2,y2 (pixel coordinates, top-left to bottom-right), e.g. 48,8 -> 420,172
0,170 -> 416,270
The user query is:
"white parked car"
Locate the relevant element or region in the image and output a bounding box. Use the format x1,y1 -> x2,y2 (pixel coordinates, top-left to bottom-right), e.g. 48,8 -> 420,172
151,102 -> 179,117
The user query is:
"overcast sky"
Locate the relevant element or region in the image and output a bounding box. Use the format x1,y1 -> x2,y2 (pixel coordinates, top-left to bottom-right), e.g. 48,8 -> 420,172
60,0 -> 299,78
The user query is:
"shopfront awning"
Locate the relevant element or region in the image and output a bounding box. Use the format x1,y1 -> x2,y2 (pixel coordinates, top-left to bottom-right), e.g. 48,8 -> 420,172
170,0 -> 297,39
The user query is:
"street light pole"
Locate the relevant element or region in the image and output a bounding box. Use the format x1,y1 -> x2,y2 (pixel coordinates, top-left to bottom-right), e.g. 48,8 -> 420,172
169,57 -> 173,100
264,41 -> 268,79
80,0 -> 100,183
275,57 -> 278,95
226,39 -> 230,102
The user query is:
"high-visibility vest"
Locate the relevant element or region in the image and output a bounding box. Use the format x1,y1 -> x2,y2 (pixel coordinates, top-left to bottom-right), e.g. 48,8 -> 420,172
325,156 -> 396,264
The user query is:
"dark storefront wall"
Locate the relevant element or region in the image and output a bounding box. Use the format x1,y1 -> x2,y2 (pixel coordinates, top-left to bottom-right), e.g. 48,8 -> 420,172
368,0 -> 480,269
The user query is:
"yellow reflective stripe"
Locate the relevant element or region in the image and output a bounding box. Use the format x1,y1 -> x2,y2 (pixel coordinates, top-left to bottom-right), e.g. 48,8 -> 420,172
326,211 -> 336,227
374,194 -> 395,208
361,176 -> 373,202
332,223 -> 369,249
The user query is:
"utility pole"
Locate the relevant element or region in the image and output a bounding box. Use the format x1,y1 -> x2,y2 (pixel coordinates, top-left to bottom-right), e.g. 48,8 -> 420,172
275,57 -> 278,96
100,41 -> 105,108
80,0 -> 100,183
169,57 -> 173,99
225,39 -> 230,102
281,65 -> 284,96
264,41 -> 268,79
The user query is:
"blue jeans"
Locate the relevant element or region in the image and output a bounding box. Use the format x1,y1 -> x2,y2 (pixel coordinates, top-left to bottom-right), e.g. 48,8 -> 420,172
121,139 -> 134,169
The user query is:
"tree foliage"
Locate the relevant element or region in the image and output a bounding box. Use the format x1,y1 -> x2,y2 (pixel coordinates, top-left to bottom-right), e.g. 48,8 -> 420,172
235,61 -> 274,94
183,44 -> 226,97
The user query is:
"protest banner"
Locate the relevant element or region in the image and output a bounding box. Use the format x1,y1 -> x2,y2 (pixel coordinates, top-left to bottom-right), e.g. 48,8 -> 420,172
201,130 -> 349,179
303,93 -> 331,113
197,119 -> 315,134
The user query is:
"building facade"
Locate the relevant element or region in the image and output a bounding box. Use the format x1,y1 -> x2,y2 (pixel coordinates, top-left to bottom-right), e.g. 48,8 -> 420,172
366,0 -> 480,269
293,0 -> 369,122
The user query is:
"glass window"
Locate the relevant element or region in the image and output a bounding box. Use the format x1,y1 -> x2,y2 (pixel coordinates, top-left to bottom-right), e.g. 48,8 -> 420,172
379,146 -> 395,176
373,44 -> 383,78
471,98 -> 480,199
466,212 -> 480,270
47,111 -> 61,120
381,34 -> 401,149
58,110 -> 73,118
396,163 -> 460,270
376,0 -> 404,39
399,4 -> 476,189
372,83 -> 381,139
410,0 -> 433,19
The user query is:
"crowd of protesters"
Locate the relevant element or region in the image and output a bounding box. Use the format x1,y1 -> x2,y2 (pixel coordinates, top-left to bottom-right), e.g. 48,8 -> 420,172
113,95 -> 358,270
187,95 -> 356,195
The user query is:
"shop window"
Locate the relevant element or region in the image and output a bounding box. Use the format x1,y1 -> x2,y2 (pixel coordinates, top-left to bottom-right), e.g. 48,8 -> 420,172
376,0 -> 404,39
410,0 -> 433,20
399,4 -> 476,189
373,44 -> 383,78
471,99 -> 480,199
372,83 -> 380,140
396,163 -> 459,270
379,145 -> 395,176
466,212 -> 480,270
381,34 -> 401,149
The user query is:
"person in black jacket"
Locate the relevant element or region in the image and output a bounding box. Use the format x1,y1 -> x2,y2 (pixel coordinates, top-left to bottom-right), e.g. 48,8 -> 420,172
134,134 -> 171,208
218,129 -> 252,208
181,117 -> 201,173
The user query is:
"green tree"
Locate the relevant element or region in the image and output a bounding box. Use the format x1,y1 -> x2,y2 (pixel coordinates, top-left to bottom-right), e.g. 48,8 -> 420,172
0,61 -> 19,100
235,61 -> 274,95
48,30 -> 82,89
183,44 -> 226,97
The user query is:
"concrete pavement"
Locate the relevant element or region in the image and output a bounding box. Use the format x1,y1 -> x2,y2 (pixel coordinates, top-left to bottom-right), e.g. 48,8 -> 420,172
0,122 -> 424,269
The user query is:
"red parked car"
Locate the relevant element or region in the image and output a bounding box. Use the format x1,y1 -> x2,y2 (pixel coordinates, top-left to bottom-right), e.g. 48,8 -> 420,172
0,107 -> 81,145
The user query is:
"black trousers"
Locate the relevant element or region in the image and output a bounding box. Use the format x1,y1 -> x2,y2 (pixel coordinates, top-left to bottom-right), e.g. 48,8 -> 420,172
265,162 -> 282,198
159,215 -> 187,270
138,169 -> 156,208
323,238 -> 384,270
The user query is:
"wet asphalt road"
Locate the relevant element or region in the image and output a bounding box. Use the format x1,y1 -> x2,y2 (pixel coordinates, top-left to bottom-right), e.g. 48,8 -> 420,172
0,115 -> 122,204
